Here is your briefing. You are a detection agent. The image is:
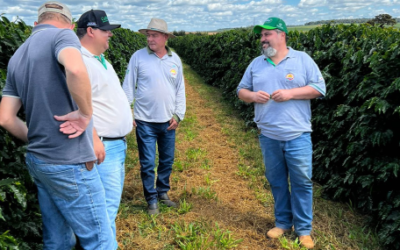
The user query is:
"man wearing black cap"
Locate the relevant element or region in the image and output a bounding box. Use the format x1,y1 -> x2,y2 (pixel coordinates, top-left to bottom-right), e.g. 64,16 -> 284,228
0,1 -> 114,249
76,10 -> 133,249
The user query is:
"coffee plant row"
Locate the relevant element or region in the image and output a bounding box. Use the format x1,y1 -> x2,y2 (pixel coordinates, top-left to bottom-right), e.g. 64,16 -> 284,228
0,15 -> 146,249
168,24 -> 400,249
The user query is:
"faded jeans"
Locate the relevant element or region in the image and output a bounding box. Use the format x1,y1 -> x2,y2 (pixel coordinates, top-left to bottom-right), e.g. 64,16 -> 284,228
25,152 -> 113,250
259,132 -> 313,236
96,138 -> 126,249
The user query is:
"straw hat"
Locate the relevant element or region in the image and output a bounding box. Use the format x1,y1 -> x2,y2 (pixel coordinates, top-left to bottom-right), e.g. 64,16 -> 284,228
139,18 -> 176,38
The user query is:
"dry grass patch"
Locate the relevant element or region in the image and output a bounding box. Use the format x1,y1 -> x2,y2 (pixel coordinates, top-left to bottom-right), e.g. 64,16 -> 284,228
115,63 -> 381,250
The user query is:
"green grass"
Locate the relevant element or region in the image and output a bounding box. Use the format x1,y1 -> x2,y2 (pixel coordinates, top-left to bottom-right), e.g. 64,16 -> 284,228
117,61 -> 383,250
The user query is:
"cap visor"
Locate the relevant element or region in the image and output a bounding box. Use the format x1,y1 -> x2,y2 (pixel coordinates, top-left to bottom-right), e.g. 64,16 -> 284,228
253,24 -> 278,34
99,24 -> 121,31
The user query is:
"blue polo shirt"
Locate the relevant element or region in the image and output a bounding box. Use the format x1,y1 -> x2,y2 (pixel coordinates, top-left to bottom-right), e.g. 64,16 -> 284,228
2,24 -> 95,164
237,47 -> 326,141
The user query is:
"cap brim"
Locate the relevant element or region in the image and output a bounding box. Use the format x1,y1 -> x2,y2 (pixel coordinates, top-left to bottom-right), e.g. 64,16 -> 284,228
99,24 -> 121,31
138,29 -> 176,38
253,24 -> 278,34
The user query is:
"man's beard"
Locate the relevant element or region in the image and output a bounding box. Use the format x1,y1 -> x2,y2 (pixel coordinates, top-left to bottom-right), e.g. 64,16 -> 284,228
262,45 -> 277,58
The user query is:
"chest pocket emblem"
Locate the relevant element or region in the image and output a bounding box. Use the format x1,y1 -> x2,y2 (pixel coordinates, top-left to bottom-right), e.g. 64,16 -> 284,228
170,68 -> 177,78
286,73 -> 294,81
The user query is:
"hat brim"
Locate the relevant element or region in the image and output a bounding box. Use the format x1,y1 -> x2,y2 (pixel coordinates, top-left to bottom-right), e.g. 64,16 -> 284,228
99,24 -> 121,31
139,28 -> 176,38
253,24 -> 279,34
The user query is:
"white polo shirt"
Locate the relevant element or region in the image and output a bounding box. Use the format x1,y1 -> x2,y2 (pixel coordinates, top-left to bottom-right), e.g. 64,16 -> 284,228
81,46 -> 133,137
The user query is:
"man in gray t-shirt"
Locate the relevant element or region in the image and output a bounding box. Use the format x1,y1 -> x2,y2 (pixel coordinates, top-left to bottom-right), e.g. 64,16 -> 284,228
0,1 -> 113,249
237,17 -> 326,249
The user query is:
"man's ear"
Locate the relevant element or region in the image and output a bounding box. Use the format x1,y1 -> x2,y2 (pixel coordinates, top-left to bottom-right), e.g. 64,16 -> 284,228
34,21 -> 38,26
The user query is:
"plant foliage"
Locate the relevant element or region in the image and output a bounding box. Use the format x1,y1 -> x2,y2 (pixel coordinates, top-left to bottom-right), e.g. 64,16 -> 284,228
0,15 -> 146,248
169,24 -> 400,249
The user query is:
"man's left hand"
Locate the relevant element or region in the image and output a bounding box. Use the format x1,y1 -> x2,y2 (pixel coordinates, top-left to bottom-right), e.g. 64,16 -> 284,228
271,89 -> 293,102
167,118 -> 178,130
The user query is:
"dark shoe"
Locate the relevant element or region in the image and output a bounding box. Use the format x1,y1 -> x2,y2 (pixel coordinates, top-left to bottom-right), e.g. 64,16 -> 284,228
158,193 -> 177,208
147,203 -> 159,215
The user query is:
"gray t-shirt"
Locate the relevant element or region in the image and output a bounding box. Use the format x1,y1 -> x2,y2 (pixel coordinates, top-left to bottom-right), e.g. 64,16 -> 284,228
2,24 -> 95,164
237,47 -> 326,141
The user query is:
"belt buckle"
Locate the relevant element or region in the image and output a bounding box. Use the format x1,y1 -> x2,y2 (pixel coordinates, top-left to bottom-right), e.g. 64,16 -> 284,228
85,161 -> 95,171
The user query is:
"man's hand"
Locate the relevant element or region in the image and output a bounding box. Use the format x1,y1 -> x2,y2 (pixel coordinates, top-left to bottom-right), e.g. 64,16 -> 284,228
253,90 -> 270,103
93,136 -> 105,164
271,89 -> 293,102
167,118 -> 178,130
133,120 -> 137,128
54,110 -> 91,139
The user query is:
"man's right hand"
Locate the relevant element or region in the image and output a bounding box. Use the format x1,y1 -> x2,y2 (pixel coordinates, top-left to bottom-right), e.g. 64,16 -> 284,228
93,136 -> 106,164
253,90 -> 270,104
133,120 -> 137,128
54,110 -> 91,139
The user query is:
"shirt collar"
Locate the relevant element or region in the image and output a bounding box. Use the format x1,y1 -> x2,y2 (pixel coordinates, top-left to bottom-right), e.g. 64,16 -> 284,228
146,45 -> 173,56
81,46 -> 95,57
31,24 -> 57,35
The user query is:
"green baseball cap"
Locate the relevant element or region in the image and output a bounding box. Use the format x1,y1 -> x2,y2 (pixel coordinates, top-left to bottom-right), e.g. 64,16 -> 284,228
253,17 -> 288,34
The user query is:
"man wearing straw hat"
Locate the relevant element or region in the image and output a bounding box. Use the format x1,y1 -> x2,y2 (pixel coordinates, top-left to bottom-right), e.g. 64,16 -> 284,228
0,1 -> 113,249
123,18 -> 186,215
237,17 -> 326,249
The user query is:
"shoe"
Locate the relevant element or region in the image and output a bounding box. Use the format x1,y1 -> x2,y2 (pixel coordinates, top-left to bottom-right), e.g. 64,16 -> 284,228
158,193 -> 177,208
299,235 -> 314,249
147,203 -> 159,215
266,227 -> 291,238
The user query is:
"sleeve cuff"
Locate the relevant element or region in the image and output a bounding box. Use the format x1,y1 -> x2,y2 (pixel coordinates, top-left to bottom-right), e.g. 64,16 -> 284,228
173,114 -> 181,123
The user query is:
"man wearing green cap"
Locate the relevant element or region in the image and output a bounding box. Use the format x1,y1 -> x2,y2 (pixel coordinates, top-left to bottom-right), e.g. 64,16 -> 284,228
237,17 -> 326,249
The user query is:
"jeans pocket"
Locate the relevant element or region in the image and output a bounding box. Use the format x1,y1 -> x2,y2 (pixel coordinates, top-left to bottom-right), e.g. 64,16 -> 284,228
36,167 -> 80,201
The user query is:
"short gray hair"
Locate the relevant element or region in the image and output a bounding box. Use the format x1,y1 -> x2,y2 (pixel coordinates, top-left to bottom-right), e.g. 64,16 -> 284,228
38,12 -> 71,24
275,29 -> 289,42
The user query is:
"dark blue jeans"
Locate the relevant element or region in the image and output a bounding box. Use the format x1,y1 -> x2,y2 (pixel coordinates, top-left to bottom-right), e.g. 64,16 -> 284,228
135,120 -> 175,205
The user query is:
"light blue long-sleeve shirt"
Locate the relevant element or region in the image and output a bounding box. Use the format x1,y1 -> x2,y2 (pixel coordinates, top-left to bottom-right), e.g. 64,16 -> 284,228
123,46 -> 186,123
237,47 -> 326,141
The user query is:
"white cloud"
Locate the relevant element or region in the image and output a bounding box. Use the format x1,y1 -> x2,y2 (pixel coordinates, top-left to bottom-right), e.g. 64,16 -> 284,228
299,0 -> 327,8
0,0 -> 399,31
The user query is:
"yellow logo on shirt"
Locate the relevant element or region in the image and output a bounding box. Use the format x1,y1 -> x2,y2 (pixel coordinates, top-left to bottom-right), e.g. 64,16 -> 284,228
286,73 -> 294,81
170,69 -> 177,77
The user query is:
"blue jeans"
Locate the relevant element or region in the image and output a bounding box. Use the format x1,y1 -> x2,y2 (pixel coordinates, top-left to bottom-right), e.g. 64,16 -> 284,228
25,152 -> 113,250
95,138 -> 126,250
259,133 -> 313,236
135,120 -> 175,205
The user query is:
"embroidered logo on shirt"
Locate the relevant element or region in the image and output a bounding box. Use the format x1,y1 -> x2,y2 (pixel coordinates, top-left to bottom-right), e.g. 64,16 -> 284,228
170,69 -> 177,78
286,73 -> 294,81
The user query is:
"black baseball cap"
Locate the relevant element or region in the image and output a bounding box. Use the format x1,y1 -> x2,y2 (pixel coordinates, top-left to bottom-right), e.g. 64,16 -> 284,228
77,10 -> 120,30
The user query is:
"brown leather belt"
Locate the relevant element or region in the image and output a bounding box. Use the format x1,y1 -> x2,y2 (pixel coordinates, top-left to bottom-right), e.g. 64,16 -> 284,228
85,161 -> 95,171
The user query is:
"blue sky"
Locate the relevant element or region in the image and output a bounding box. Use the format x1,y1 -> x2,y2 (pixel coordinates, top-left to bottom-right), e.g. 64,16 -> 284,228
1,0 -> 400,31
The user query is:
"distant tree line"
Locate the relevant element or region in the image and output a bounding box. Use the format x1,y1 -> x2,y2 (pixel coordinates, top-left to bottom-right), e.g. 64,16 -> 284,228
305,14 -> 398,26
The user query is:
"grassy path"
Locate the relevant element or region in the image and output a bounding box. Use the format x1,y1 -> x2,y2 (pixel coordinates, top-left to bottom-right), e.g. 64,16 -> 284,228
116,63 -> 381,250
